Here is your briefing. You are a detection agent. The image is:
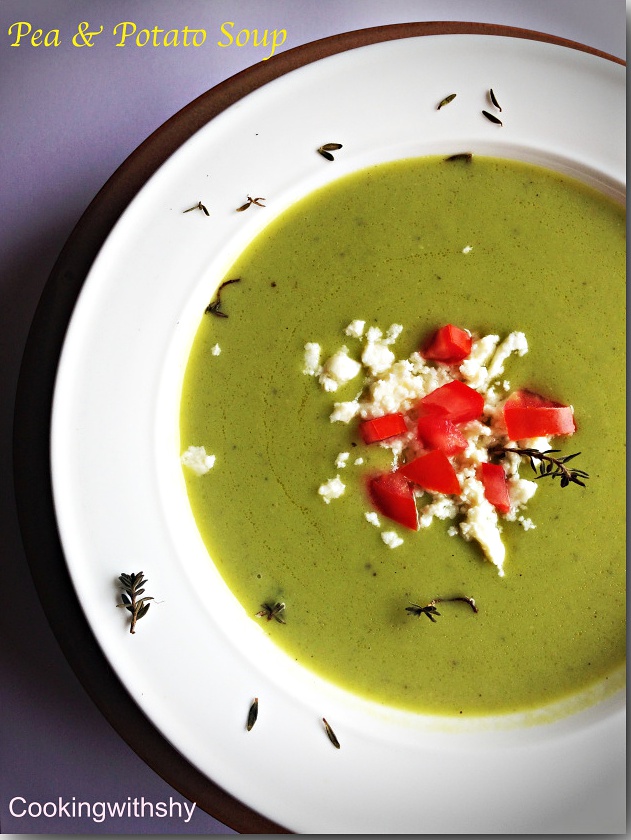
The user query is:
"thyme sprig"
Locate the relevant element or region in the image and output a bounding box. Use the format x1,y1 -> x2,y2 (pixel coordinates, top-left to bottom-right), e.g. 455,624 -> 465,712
489,445 -> 589,488
256,601 -> 286,623
406,596 -> 478,622
117,572 -> 154,634
205,277 -> 241,318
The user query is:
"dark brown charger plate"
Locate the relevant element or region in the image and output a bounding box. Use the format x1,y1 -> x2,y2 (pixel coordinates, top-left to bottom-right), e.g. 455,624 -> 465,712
12,22 -> 623,834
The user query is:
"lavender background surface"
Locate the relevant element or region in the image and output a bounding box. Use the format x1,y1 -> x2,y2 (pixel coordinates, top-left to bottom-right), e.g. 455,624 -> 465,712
1,1 -> 625,835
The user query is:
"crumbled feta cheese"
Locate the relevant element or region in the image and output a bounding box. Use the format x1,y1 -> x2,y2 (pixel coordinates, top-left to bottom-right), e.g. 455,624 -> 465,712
330,399 -> 360,424
459,480 -> 506,575
303,342 -> 322,376
318,475 -> 346,503
359,358 -> 451,418
181,445 -> 216,475
509,476 -> 538,504
211,344 -> 221,356
354,457 -> 364,465
308,320 -> 545,575
381,530 -> 404,548
365,326 -> 383,343
384,324 -> 404,345
319,346 -> 362,391
361,339 -> 395,376
462,245 -> 473,254
335,452 -> 350,469
458,334 -> 499,388
345,319 -> 366,338
418,496 -> 459,529
486,331 -> 528,382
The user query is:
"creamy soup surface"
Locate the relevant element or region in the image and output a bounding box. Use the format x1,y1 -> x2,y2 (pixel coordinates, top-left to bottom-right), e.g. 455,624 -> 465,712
180,156 -> 625,716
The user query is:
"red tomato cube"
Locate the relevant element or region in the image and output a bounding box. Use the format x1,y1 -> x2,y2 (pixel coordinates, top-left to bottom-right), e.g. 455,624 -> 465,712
398,449 -> 461,495
418,380 -> 484,424
480,462 -> 511,513
359,412 -> 408,444
421,324 -> 472,364
503,389 -> 576,440
368,472 -> 418,530
417,415 -> 468,455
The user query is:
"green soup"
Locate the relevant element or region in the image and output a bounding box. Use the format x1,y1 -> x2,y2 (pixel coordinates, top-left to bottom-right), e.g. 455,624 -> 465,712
180,156 -> 625,716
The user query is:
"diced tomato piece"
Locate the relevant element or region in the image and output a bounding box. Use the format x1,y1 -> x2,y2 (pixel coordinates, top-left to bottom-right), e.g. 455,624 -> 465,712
359,412 -> 407,444
368,472 -> 418,530
417,415 -> 467,455
398,449 -> 461,495
480,462 -> 511,514
418,380 -> 484,424
421,324 -> 472,364
503,389 -> 576,440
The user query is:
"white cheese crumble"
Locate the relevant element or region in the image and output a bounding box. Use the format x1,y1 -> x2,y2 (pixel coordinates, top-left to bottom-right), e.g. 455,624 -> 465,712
345,319 -> 366,338
335,451 -> 350,469
303,342 -> 322,375
211,343 -> 221,356
318,346 -> 362,392
306,321 -> 551,575
381,530 -> 404,548
364,511 -> 381,527
318,475 -> 346,503
181,445 -> 216,475
462,245 -> 473,254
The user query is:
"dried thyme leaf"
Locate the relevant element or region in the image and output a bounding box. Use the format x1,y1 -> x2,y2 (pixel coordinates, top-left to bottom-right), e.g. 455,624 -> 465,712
445,152 -> 473,163
482,110 -> 503,125
317,143 -> 343,161
246,698 -> 259,731
489,88 -> 502,111
183,201 -> 209,216
437,93 -> 457,110
322,717 -> 340,749
236,195 -> 266,211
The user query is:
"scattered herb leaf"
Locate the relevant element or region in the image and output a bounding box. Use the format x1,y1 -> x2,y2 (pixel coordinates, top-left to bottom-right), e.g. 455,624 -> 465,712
489,446 -> 589,488
482,110 -> 503,125
117,572 -> 154,634
317,143 -> 343,161
489,88 -> 502,111
256,601 -> 286,623
246,698 -> 259,731
236,195 -> 266,212
445,152 -> 473,163
205,278 -> 241,318
406,596 -> 478,622
437,93 -> 457,110
323,717 -> 340,749
183,201 -> 209,216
